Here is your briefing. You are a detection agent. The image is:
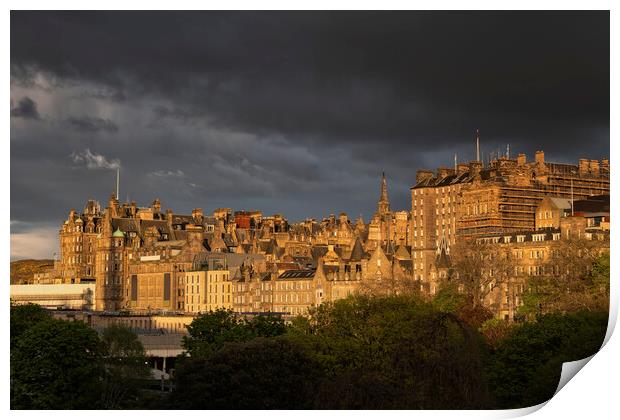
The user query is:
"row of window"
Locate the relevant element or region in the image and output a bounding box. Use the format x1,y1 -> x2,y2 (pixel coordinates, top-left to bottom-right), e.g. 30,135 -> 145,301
414,186 -> 460,196
466,203 -> 491,215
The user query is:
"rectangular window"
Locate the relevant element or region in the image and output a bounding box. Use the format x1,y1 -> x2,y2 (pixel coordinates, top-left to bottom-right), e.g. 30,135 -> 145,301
131,275 -> 138,301
163,273 -> 171,301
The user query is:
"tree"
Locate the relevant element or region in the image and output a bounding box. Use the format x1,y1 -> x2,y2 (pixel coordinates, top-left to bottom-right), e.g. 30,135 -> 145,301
182,308 -> 287,357
357,266 -> 421,298
11,318 -> 106,409
519,242 -> 609,319
295,294 -> 491,409
10,303 -> 51,347
450,239 -> 515,311
591,251 -> 610,296
100,324 -> 151,409
433,281 -> 494,329
172,337 -> 322,409
479,318 -> 515,349
246,313 -> 288,337
487,310 -> 608,408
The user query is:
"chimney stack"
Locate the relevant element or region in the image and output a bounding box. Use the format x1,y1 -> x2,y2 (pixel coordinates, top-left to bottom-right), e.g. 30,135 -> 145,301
602,158 -> 609,173
152,198 -> 161,214
535,151 -> 545,165
579,159 -> 589,175
589,160 -> 600,176
437,166 -> 455,178
517,153 -> 526,166
416,169 -> 434,184
469,160 -> 482,177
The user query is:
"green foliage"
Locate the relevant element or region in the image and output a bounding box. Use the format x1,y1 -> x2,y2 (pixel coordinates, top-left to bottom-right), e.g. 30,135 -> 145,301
591,251 -> 610,295
102,323 -> 147,358
182,308 -> 286,357
294,294 -> 492,409
100,324 -> 151,409
172,337 -> 321,409
11,318 -> 106,409
10,303 -> 51,346
518,247 -> 610,319
487,310 -> 608,408
432,282 -> 466,313
432,282 -> 494,329
479,318 -> 514,349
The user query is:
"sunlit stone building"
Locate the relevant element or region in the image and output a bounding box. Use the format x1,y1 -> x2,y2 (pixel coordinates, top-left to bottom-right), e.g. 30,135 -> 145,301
411,150 -> 610,284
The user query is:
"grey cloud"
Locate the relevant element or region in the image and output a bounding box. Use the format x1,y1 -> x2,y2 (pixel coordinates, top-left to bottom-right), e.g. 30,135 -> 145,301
65,116 -> 119,133
70,149 -> 120,170
10,96 -> 40,119
149,169 -> 185,177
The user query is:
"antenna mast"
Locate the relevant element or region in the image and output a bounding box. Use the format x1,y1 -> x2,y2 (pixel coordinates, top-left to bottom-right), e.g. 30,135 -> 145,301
476,129 -> 480,162
116,167 -> 120,200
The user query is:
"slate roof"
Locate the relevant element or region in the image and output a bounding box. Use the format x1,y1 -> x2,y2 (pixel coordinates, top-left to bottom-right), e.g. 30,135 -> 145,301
278,269 -> 316,280
412,168 -> 499,189
435,248 -> 451,269
111,218 -> 139,233
140,220 -> 171,236
348,237 -> 368,261
544,197 -> 572,210
478,227 -> 560,244
574,195 -> 610,213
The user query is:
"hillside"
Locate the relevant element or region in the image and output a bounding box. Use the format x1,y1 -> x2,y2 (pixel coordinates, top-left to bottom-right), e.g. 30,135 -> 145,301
10,259 -> 54,285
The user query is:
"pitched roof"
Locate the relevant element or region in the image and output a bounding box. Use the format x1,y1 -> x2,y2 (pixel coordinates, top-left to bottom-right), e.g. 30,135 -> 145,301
436,248 -> 451,269
545,197 -> 572,210
349,237 -> 368,261
278,269 -> 316,280
394,244 -> 411,260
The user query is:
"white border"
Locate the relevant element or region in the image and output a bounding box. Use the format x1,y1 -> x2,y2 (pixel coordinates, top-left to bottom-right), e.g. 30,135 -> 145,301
4,2 -> 617,419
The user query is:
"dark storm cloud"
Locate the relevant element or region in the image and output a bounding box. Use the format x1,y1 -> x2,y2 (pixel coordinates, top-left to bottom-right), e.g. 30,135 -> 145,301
10,12 -> 610,146
10,96 -> 40,119
10,11 -> 609,257
64,116 -> 119,133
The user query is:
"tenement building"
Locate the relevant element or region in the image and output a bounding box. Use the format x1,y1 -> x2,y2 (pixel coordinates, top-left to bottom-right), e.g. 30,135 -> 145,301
19,156 -> 607,321
410,151 -> 609,284
472,194 -> 609,321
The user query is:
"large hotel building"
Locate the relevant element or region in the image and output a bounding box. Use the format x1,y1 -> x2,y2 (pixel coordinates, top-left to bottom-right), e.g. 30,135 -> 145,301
410,150 -> 609,283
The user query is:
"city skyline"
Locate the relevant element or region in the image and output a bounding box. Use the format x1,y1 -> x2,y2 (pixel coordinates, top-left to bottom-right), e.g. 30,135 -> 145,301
10,11 -> 609,259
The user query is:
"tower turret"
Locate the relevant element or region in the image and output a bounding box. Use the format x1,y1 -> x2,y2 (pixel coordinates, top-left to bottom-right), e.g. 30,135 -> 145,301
377,172 -> 390,215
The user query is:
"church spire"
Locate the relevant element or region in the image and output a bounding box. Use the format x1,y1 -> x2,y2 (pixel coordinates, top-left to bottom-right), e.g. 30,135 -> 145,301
377,172 -> 390,214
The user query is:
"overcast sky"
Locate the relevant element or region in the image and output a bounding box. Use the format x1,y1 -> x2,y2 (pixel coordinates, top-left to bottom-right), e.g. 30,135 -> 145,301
10,11 -> 609,259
